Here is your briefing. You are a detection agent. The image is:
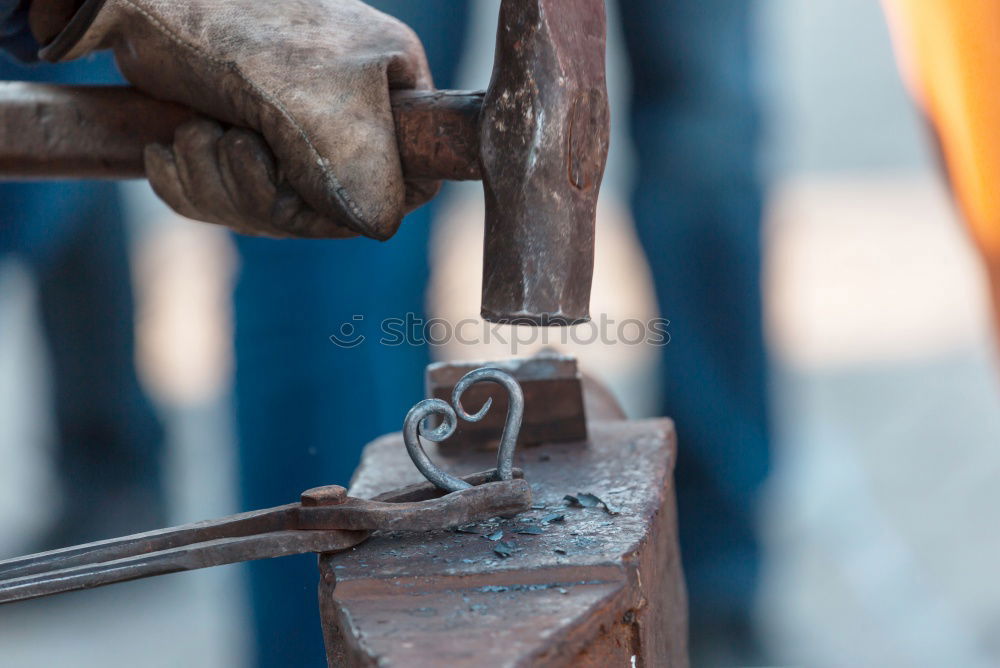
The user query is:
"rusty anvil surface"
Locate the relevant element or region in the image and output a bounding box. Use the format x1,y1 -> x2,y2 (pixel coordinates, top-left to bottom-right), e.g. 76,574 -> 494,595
319,417 -> 687,667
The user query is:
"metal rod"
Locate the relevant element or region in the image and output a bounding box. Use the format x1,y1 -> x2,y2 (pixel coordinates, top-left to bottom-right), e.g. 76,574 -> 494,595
0,83 -> 483,181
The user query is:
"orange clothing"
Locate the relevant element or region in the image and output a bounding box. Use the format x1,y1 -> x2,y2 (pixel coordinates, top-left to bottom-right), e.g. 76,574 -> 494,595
883,0 -> 1000,333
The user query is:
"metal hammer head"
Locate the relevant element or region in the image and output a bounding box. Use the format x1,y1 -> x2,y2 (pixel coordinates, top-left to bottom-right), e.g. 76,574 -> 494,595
479,0 -> 610,326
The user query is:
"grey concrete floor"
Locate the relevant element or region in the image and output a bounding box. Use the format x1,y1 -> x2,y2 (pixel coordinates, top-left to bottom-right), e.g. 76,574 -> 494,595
763,348 -> 1000,667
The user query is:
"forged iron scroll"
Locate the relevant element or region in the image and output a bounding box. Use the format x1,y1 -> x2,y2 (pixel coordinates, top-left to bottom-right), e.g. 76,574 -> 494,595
403,368 -> 524,493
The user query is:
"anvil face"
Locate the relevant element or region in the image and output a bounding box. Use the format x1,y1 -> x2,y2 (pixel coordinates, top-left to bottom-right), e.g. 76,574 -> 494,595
319,418 -> 685,666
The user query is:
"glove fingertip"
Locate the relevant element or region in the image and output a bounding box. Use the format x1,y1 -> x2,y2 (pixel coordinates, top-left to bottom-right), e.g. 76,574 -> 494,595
218,128 -> 279,214
319,164 -> 407,241
144,143 -> 200,221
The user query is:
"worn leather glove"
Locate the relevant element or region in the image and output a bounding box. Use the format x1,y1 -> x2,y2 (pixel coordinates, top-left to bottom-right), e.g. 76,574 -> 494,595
31,0 -> 437,239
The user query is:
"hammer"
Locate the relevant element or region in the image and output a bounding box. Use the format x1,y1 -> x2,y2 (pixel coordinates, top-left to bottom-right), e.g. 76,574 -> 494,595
0,0 -> 610,326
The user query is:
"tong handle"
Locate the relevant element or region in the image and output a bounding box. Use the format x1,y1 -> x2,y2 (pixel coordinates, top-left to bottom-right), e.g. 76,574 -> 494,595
0,529 -> 366,605
0,469 -> 530,605
302,479 -> 531,532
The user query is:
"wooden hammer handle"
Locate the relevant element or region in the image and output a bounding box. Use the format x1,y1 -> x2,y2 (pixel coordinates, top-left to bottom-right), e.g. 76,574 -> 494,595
0,82 -> 483,181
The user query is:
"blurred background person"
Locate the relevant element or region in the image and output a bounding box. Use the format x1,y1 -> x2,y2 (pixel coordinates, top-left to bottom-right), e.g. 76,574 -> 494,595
882,0 -> 1000,343
619,1 -> 768,661
0,51 -> 166,552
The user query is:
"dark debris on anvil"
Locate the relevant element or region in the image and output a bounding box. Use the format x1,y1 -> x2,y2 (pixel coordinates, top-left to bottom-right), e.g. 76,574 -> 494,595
564,493 -> 599,508
494,541 -> 515,558
563,491 -> 620,516
387,485 -> 629,565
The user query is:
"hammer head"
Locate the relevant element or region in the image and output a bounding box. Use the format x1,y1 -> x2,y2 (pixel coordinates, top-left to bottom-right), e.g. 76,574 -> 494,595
479,0 -> 610,326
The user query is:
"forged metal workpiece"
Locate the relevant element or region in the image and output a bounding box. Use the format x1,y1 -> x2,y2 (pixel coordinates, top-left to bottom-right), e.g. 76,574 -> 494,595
405,367 -> 525,492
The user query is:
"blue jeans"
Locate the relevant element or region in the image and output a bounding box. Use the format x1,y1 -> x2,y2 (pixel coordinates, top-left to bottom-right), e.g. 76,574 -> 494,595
235,1 -> 768,664
232,3 -> 471,666
0,53 -> 165,538
619,0 -> 769,626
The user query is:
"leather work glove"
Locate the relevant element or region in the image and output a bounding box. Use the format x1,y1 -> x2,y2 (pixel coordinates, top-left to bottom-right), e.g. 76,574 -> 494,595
29,0 -> 438,239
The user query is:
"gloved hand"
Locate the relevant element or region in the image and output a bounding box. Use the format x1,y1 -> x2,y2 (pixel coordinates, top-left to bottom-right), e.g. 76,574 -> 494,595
30,0 -> 437,239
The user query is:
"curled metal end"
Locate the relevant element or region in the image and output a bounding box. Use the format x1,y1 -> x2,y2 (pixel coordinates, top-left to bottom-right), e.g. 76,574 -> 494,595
455,395 -> 493,422
416,399 -> 457,442
403,368 -> 525,493
404,398 -> 470,493
453,368 -> 524,483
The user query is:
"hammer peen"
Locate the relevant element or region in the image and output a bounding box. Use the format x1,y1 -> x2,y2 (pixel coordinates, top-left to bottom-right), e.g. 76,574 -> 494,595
0,0 -> 610,326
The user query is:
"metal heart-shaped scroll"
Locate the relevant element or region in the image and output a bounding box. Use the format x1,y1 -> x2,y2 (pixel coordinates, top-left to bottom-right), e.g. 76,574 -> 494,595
403,367 -> 524,493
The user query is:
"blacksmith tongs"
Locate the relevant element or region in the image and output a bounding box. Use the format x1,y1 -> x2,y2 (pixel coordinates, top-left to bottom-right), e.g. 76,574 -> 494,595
0,368 -> 530,605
